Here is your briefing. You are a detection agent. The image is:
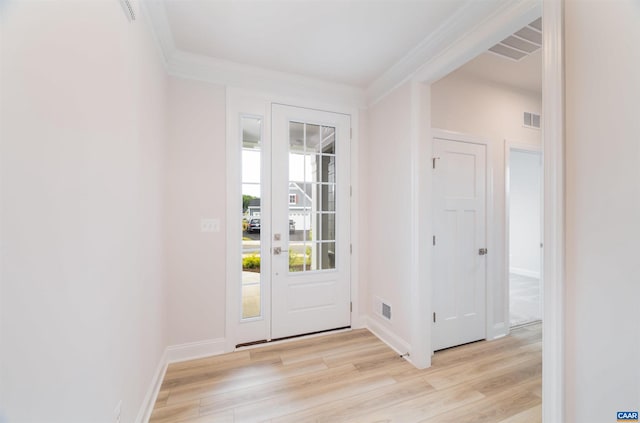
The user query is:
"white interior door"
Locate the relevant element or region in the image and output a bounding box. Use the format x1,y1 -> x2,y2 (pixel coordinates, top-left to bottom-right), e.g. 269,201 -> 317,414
432,138 -> 487,351
271,104 -> 351,339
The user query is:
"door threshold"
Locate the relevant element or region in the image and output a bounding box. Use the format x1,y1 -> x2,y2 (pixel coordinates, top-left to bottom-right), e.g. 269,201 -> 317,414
235,326 -> 351,350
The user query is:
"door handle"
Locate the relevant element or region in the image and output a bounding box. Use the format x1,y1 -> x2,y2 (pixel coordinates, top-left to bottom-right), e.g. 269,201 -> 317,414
478,248 -> 488,256
273,247 -> 289,255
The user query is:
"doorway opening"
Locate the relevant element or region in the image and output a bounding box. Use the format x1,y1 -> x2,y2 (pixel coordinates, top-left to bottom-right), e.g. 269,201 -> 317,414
430,16 -> 543,349
506,146 -> 542,327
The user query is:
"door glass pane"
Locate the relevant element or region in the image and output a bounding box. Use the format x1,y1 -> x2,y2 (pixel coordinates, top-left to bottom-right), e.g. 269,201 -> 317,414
321,126 -> 336,154
319,213 -> 336,241
241,116 -> 262,319
288,122 -> 338,273
320,242 -> 336,270
320,184 -> 336,212
306,124 -> 321,151
289,122 -> 305,153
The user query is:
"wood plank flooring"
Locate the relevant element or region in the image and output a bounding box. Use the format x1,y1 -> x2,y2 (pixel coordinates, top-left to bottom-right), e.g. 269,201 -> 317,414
150,323 -> 541,423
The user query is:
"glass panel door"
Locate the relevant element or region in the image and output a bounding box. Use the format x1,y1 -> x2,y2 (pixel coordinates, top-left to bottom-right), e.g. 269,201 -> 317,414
271,104 -> 351,339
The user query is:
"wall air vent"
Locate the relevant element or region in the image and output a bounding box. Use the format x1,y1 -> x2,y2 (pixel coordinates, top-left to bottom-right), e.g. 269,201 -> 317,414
374,297 -> 392,320
524,112 -> 541,129
382,303 -> 391,320
489,18 -> 541,62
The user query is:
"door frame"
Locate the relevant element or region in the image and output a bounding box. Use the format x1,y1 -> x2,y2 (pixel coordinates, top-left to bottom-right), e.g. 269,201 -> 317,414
409,1 -> 564,419
504,141 -> 543,330
431,129 -> 494,349
225,88 -> 361,351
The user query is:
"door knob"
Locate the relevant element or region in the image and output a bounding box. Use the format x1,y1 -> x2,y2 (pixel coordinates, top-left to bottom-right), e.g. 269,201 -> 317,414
478,248 -> 488,256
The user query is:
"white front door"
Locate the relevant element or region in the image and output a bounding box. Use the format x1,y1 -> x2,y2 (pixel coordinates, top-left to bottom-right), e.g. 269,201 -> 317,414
271,104 -> 351,339
432,138 -> 487,351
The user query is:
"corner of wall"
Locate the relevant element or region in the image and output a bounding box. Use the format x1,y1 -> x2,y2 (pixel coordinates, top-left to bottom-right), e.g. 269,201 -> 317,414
135,350 -> 168,423
134,337 -> 227,423
365,315 -> 411,357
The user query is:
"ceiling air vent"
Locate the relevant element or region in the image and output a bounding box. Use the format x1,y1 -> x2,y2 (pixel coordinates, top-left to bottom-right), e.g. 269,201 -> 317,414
524,112 -> 541,129
119,0 -> 136,21
489,18 -> 541,61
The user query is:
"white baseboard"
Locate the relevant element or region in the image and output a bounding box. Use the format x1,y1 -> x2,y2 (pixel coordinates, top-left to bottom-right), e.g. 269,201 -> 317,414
365,316 -> 411,357
510,267 -> 541,279
135,350 -> 168,423
490,321 -> 508,340
165,337 -> 227,363
135,338 -> 226,423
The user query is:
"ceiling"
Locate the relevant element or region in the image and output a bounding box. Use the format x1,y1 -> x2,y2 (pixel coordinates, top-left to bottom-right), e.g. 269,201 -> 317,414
454,38 -> 542,94
162,0 -> 469,87
147,1 -> 543,103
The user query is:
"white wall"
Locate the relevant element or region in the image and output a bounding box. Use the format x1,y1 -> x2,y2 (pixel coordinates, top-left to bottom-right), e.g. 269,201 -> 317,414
365,82 -> 414,349
565,0 -> 640,421
165,77 -> 227,345
509,150 -> 541,277
0,2 -> 168,422
431,72 -> 541,334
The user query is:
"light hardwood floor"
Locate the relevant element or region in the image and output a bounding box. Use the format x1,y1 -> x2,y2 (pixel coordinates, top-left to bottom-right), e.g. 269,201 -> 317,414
150,323 -> 541,423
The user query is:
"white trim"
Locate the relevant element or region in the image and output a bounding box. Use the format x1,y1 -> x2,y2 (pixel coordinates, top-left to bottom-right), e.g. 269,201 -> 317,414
431,129 -> 499,343
349,111 -> 362,331
168,51 -> 366,109
141,1 -> 365,109
491,321 -> 508,340
139,0 -> 176,67
412,0 -> 541,85
365,316 -> 411,358
134,350 -> 168,423
368,0 -> 542,106
225,88 -> 242,352
165,338 -> 227,363
409,81 -> 432,369
135,339 -> 225,423
225,91 -> 272,350
504,141 -> 543,335
432,128 -> 491,145
541,0 -> 565,421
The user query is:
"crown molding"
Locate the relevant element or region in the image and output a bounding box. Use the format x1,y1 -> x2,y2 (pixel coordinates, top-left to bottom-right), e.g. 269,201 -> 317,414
142,0 -> 540,109
166,50 -> 366,108
366,0 -> 542,106
141,0 -> 366,109
140,0 -> 176,68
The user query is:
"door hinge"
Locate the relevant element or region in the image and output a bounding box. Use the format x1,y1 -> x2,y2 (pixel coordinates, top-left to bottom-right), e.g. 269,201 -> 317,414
350,128 -> 353,140
350,302 -> 353,312
350,185 -> 353,197
432,157 -> 439,169
433,235 -> 436,246
350,244 -> 353,254
433,312 -> 436,323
